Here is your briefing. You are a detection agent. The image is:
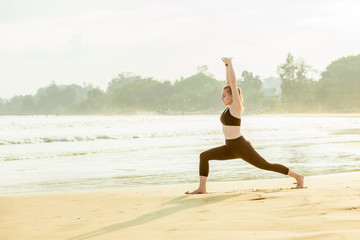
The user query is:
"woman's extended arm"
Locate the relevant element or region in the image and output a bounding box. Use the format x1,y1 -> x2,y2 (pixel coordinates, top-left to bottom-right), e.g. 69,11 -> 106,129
222,57 -> 241,116
222,57 -> 231,86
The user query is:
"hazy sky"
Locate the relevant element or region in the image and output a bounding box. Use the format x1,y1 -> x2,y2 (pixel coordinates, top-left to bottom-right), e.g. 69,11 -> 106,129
1,0 -> 360,98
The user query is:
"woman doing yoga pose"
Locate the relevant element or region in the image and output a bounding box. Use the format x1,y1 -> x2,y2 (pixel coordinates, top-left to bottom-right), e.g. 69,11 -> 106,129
186,57 -> 304,194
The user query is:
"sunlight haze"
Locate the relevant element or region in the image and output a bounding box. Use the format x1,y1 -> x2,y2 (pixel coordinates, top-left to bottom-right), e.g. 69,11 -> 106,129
1,0 -> 360,98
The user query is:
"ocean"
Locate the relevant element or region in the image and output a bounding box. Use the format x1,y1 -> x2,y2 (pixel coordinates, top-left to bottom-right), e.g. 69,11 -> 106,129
1,114 -> 359,195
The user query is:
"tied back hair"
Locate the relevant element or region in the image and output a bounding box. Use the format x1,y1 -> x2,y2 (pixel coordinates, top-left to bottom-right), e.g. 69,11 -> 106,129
223,86 -> 244,113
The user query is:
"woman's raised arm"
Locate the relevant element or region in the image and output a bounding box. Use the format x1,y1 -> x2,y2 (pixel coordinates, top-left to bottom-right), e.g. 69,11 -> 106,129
222,57 -> 242,115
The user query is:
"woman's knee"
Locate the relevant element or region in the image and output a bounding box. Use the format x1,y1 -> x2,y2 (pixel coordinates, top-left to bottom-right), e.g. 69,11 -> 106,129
200,151 -> 210,163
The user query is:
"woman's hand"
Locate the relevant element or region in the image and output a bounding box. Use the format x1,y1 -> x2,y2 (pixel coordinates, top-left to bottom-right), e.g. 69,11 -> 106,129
221,57 -> 233,65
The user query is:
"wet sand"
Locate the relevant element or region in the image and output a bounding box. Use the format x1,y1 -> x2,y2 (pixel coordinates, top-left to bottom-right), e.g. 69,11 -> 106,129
1,172 -> 360,240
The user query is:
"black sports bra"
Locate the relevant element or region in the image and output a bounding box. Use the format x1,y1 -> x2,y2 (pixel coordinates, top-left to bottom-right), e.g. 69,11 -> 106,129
220,107 -> 241,126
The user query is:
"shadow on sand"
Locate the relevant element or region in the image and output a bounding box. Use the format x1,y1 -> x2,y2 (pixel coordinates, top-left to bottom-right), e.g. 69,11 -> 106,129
68,193 -> 241,240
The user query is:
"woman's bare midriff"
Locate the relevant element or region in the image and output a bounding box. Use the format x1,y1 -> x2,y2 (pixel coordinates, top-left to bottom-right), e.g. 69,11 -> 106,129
222,125 -> 242,140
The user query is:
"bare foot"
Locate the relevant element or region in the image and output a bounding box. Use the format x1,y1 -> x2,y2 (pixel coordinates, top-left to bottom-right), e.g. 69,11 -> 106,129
185,188 -> 206,194
295,175 -> 304,189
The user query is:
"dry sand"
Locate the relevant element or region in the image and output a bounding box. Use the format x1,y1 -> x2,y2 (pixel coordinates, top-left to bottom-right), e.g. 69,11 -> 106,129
1,172 -> 360,240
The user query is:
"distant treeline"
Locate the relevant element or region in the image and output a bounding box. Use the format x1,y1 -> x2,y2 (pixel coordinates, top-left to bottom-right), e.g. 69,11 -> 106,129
1,53 -> 359,115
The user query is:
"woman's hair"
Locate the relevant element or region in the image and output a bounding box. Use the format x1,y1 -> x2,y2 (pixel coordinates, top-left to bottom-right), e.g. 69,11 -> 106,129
223,86 -> 244,113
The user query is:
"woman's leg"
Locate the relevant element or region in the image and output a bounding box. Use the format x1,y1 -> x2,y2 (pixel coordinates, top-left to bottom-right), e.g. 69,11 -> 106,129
232,139 -> 304,188
186,145 -> 236,194
241,142 -> 289,175
199,145 -> 236,177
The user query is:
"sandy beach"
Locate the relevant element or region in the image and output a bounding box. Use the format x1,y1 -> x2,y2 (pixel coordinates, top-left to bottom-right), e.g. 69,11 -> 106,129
1,172 -> 360,240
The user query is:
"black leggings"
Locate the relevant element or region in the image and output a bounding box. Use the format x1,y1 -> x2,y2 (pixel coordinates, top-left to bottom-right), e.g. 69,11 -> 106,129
199,136 -> 289,177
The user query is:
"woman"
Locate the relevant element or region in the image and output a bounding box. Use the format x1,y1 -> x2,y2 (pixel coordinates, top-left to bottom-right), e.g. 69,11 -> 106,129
186,57 -> 304,194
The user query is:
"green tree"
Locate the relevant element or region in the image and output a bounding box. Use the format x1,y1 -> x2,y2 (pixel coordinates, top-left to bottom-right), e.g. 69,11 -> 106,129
170,72 -> 224,112
240,71 -> 262,90
107,72 -> 144,93
109,78 -> 173,112
237,71 -> 280,113
1,95 -> 35,115
317,54 -> 360,111
107,73 -> 155,110
277,53 -> 315,112
72,88 -> 106,114
0,98 -> 3,113
197,65 -> 214,77
34,83 -> 85,114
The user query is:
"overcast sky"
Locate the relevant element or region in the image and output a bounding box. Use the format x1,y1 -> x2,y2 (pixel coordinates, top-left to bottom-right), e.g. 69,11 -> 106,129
1,0 -> 360,99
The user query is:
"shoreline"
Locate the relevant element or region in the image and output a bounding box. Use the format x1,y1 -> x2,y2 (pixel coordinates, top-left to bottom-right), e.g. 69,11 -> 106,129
1,170 -> 359,197
1,139 -> 359,196
1,171 -> 360,240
